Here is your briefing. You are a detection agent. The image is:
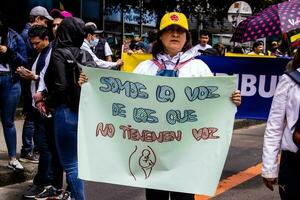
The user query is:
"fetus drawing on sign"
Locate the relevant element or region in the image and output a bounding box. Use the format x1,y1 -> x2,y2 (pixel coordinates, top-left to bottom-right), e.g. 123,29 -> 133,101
129,146 -> 156,181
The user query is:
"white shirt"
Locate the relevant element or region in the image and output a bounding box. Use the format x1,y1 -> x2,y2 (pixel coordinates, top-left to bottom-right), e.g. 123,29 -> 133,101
134,51 -> 212,77
81,39 -> 117,68
190,43 -> 213,57
30,48 -> 52,107
104,42 -> 112,56
0,64 -> 10,72
262,71 -> 300,178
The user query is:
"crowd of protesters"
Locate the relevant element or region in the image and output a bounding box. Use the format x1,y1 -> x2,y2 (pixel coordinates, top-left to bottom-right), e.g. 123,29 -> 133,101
0,5 -> 124,200
122,28 -> 294,58
0,4 -> 299,200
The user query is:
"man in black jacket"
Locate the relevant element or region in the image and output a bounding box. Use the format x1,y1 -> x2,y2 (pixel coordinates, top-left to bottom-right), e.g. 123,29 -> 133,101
43,17 -> 93,200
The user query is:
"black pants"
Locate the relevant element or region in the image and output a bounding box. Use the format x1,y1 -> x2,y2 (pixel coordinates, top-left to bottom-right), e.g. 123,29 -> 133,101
278,150 -> 300,200
33,114 -> 63,188
146,189 -> 194,200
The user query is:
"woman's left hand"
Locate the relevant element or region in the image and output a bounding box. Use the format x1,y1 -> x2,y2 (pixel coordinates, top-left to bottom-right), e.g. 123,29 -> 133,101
78,72 -> 88,87
231,90 -> 241,106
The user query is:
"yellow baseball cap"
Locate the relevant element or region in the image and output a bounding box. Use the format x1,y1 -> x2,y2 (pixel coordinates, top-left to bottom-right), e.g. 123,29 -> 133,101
159,12 -> 188,31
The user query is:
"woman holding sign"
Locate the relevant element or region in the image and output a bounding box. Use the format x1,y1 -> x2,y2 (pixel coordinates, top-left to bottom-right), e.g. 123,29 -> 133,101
133,12 -> 241,200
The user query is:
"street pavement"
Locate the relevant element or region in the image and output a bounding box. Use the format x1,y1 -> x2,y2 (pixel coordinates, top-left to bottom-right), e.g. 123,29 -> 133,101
0,121 -> 281,200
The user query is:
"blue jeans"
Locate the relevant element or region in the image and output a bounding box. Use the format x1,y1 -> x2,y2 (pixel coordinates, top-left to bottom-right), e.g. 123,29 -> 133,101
21,106 -> 38,156
0,74 -> 21,158
54,105 -> 84,200
33,111 -> 63,188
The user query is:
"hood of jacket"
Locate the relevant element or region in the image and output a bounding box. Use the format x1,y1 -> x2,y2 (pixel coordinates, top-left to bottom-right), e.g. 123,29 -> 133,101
55,17 -> 85,48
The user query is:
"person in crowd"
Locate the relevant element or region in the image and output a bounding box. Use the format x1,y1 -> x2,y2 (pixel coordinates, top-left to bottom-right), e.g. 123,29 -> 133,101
286,45 -> 300,72
191,29 -> 212,56
81,24 -> 123,69
262,45 -> 300,200
133,11 -> 241,200
213,43 -> 226,56
268,41 -> 283,57
247,41 -> 264,55
122,37 -> 132,53
128,36 -> 146,54
0,12 -> 27,171
16,25 -> 63,199
146,30 -> 157,53
21,6 -> 53,66
43,17 -> 97,200
142,33 -> 149,51
232,45 -> 244,54
198,48 -> 219,56
19,6 -> 53,163
50,8 -> 73,38
85,22 -> 114,62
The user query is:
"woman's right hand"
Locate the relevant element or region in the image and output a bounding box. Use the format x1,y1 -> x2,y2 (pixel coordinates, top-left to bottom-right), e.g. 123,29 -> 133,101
262,177 -> 277,191
78,72 -> 88,87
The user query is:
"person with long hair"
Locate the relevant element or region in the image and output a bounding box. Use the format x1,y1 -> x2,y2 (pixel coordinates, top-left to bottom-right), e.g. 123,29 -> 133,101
134,12 -> 241,200
0,12 -> 27,171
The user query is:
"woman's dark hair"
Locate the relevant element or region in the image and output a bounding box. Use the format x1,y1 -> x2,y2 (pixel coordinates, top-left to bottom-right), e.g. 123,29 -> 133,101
252,41 -> 264,51
291,46 -> 300,71
0,12 -> 9,45
151,28 -> 192,59
232,45 -> 244,54
148,30 -> 157,43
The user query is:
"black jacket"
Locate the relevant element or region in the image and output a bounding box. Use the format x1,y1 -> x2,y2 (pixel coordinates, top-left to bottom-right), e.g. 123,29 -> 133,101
44,17 -> 92,112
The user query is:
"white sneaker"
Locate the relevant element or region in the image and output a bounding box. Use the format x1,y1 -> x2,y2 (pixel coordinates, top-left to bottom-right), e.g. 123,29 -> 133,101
8,159 -> 24,171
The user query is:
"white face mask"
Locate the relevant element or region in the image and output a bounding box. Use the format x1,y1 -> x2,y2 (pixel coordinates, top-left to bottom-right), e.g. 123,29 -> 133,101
90,38 -> 99,47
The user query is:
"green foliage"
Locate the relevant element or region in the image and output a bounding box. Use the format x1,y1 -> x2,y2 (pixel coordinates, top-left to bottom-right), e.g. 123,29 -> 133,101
106,0 -> 287,26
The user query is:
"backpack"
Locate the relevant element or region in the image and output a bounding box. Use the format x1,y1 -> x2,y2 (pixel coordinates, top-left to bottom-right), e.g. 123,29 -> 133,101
152,58 -> 194,77
285,70 -> 300,85
94,38 -> 106,60
285,70 -> 300,149
56,48 -> 96,111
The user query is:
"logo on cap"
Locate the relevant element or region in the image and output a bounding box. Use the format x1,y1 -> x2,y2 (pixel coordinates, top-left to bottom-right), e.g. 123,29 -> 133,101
170,14 -> 179,22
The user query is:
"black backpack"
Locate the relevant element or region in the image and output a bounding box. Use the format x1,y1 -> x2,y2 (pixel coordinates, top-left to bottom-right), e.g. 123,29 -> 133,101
94,38 -> 107,60
56,48 -> 96,111
285,70 -> 300,148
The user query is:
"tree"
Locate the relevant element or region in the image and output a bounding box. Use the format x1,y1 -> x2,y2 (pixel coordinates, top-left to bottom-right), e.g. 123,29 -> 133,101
106,0 -> 286,28
177,0 -> 285,22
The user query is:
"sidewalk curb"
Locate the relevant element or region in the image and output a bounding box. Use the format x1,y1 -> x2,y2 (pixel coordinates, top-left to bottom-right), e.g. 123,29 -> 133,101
233,119 -> 265,129
0,159 -> 38,187
0,180 -> 32,200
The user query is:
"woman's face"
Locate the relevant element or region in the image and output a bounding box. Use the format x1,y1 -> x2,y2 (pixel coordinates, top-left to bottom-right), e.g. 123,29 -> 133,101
160,25 -> 187,57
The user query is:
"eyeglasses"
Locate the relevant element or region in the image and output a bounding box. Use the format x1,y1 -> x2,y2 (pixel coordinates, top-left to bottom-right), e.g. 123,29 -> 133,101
164,26 -> 186,34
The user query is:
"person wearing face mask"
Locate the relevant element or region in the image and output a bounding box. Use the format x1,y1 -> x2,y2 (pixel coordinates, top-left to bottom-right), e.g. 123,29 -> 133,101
267,41 -> 283,57
80,24 -> 123,69
85,22 -> 113,62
